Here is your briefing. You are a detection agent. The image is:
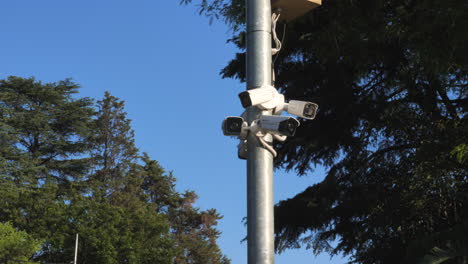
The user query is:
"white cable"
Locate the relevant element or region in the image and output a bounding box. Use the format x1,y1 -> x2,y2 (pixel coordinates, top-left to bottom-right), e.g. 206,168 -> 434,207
272,12 -> 282,55
257,135 -> 277,157
273,134 -> 287,142
247,120 -> 284,158
249,120 -> 278,157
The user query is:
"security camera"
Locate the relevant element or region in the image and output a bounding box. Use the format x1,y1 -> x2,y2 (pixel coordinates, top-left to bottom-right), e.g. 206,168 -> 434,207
238,85 -> 276,107
238,86 -> 319,119
285,100 -> 318,120
222,117 -> 249,138
258,115 -> 300,137
238,85 -> 284,112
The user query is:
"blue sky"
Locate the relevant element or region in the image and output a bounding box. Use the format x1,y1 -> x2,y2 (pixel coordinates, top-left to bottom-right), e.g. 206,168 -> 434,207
0,1 -> 347,263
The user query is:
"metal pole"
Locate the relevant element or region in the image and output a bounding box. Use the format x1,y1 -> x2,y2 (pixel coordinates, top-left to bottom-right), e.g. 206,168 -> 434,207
74,234 -> 78,264
246,0 -> 274,263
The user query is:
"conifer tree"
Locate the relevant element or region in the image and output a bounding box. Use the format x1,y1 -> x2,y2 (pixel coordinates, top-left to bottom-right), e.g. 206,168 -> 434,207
89,92 -> 139,199
69,92 -> 175,264
0,76 -> 95,259
0,77 -> 230,263
182,0 -> 467,263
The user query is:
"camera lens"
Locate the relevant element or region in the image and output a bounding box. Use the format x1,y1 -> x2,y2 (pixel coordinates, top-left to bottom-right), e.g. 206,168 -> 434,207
223,117 -> 244,136
230,121 -> 240,131
278,118 -> 300,136
303,103 -> 318,119
238,92 -> 253,108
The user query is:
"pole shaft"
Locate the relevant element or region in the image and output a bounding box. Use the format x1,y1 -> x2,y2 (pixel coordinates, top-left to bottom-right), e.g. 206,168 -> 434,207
74,234 -> 78,264
246,0 -> 274,263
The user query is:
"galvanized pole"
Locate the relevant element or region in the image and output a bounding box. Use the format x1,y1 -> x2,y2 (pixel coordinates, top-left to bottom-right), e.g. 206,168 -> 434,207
245,0 -> 274,263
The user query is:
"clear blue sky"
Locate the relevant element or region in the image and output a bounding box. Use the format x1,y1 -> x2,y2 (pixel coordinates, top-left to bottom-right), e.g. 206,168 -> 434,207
0,1 -> 348,263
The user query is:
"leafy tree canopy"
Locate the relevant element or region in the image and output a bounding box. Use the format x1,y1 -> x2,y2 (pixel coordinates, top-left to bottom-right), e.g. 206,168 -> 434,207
0,76 -> 230,264
182,0 -> 467,263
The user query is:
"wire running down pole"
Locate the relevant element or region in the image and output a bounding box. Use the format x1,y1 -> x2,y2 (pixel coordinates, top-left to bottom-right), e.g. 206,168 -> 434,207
245,0 -> 274,263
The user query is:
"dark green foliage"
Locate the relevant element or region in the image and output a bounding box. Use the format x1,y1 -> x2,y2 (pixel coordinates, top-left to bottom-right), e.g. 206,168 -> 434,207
0,222 -> 42,262
89,92 -> 139,199
0,76 -> 94,183
0,77 -> 229,263
170,192 -> 230,264
180,0 -> 244,29
182,0 -> 467,263
0,76 -> 96,261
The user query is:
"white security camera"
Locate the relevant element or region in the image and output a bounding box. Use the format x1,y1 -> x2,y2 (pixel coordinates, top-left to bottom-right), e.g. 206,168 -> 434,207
238,85 -> 284,112
238,86 -> 319,119
258,115 -> 300,137
222,117 -> 249,139
285,100 -> 319,120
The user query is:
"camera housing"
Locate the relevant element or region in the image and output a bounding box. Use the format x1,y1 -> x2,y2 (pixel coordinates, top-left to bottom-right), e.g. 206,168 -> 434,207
238,85 -> 284,112
258,115 -> 300,137
285,100 -> 319,120
222,117 -> 248,138
238,86 -> 318,119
